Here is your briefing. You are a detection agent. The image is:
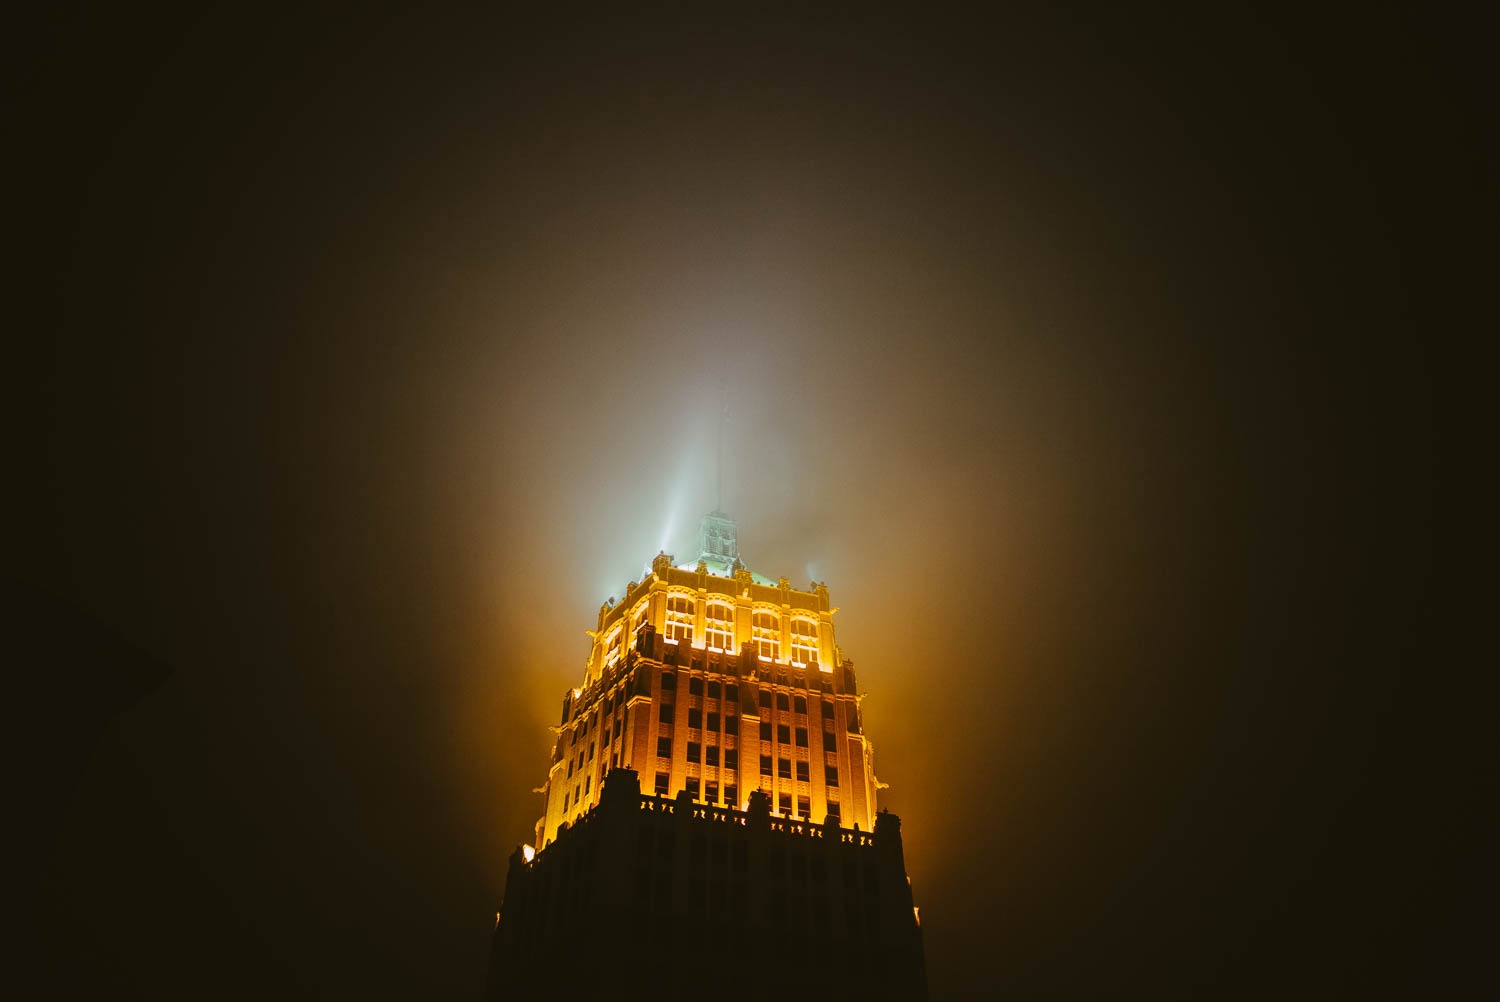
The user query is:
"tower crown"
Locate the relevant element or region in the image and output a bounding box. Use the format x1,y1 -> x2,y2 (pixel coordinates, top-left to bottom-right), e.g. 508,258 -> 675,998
696,510 -> 739,567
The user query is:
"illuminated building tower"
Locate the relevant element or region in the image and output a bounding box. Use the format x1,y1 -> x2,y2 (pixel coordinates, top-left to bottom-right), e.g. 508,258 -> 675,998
486,512 -> 926,1001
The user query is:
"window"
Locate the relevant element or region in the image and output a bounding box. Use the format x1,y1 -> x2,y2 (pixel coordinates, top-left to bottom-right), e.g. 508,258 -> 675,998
760,755 -> 772,775
588,741 -> 595,758
707,712 -> 719,731
704,602 -> 735,650
706,746 -> 719,767
724,749 -> 737,770
657,737 -> 671,757
725,784 -> 738,807
563,791 -> 570,810
797,796 -> 809,817
686,777 -> 700,797
776,693 -> 790,711
706,782 -> 719,802
795,727 -> 808,747
821,701 -> 834,719
758,690 -> 772,708
603,627 -> 623,669
631,601 -> 650,638
825,801 -> 840,821
794,695 -> 807,714
567,760 -> 574,778
760,721 -> 773,741
585,775 -> 591,794
687,742 -> 701,763
778,758 -> 792,779
726,715 -> 738,733
790,618 -> 820,667
689,677 -> 704,696
777,724 -> 791,743
796,761 -> 809,782
707,681 -> 721,698
659,703 -> 674,723
825,766 -> 839,787
688,708 -> 702,728
655,772 -> 669,796
726,684 -> 738,701
824,729 -> 835,748
779,793 -> 792,813
666,595 -> 695,644
752,610 -> 781,659
660,671 -> 676,691
613,719 -> 621,738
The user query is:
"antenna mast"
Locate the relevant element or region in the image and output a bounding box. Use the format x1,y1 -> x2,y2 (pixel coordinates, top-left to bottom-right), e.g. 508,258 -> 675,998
716,390 -> 727,513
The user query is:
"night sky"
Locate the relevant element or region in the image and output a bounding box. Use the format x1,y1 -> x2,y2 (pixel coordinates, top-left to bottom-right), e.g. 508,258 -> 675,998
24,5 -> 1477,999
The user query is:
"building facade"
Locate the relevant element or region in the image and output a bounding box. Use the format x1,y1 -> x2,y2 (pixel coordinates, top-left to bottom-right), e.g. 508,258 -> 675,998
487,513 -> 926,1000
536,512 -> 881,851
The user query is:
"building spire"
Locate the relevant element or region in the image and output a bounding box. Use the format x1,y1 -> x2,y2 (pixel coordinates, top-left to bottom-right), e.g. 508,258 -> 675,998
698,382 -> 738,567
716,387 -> 728,514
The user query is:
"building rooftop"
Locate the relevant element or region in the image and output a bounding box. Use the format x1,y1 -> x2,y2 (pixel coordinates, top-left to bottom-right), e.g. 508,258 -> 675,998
675,508 -> 779,585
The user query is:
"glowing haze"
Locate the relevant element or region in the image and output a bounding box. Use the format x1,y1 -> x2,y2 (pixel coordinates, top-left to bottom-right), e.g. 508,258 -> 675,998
31,6 -> 1455,1001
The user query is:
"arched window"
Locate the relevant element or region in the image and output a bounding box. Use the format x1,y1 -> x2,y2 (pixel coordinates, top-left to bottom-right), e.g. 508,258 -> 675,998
665,595 -> 695,644
704,602 -> 735,651
603,627 -> 623,669
752,610 -> 781,660
631,602 -> 650,638
790,618 -> 820,667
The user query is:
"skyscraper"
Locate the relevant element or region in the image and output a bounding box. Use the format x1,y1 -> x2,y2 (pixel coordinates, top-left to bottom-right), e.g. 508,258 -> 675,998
487,512 -> 926,1000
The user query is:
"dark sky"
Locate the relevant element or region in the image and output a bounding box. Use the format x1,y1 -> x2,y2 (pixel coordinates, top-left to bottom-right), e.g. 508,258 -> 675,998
24,4 -> 1478,999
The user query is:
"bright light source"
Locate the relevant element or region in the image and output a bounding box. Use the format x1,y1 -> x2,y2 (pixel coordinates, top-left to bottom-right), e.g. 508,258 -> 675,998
522,844 -> 536,863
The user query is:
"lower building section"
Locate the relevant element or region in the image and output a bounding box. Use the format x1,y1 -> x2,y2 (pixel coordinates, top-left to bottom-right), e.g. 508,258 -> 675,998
488,767 -> 926,1002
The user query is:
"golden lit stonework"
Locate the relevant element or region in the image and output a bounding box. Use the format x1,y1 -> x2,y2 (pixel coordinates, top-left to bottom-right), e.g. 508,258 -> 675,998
535,511 -> 880,850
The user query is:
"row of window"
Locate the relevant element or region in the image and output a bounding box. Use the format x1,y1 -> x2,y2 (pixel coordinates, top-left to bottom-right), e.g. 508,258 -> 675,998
658,671 -> 738,699
762,722 -> 820,746
657,702 -> 741,731
757,690 -> 838,716
569,681 -> 634,743
654,772 -> 740,805
757,756 -> 841,787
656,738 -> 740,769
561,771 -> 593,812
568,713 -> 625,767
620,597 -> 822,663
662,673 -> 740,700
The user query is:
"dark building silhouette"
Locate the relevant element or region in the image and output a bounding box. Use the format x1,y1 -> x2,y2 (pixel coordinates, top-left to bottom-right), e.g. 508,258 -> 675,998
486,513 -> 926,1000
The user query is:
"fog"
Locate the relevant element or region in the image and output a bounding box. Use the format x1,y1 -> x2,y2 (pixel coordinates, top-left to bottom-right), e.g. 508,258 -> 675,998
28,6 -> 1463,999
